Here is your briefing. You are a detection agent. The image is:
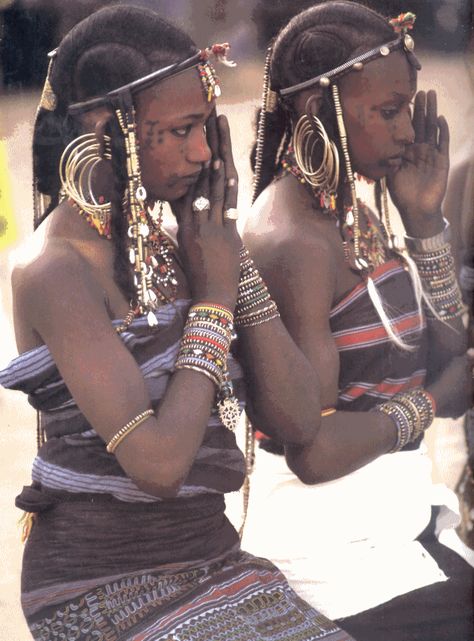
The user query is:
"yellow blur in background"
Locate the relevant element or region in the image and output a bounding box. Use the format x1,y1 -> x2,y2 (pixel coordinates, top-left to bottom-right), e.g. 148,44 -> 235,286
0,140 -> 17,250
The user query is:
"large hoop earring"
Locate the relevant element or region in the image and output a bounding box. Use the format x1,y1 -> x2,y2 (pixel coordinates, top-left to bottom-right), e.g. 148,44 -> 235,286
59,133 -> 112,221
293,113 -> 339,202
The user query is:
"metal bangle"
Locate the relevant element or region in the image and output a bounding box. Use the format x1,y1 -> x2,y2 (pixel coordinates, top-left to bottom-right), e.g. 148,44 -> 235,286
106,409 -> 154,454
404,218 -> 451,253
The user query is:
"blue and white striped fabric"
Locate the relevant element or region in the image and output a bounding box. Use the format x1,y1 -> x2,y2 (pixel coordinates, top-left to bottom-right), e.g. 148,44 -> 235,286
0,300 -> 246,503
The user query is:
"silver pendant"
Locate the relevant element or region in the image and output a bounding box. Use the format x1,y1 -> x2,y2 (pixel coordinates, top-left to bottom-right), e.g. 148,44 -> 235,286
147,310 -> 159,327
217,396 -> 240,432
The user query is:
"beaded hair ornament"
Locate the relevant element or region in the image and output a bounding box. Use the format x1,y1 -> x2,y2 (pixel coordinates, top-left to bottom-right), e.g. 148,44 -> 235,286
34,43 -> 235,327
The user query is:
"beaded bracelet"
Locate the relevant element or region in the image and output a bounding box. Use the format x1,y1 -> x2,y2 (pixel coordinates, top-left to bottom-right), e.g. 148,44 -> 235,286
235,246 -> 280,327
235,301 -> 280,327
409,243 -> 466,320
372,388 -> 435,453
175,304 -> 233,387
106,409 -> 154,453
175,303 -> 240,431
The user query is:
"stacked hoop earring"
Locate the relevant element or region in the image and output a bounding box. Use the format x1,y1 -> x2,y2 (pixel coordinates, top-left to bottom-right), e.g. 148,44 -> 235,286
293,113 -> 339,205
59,133 -> 112,222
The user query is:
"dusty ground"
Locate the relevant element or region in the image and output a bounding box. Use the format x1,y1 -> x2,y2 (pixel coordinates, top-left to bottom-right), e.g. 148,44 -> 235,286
0,53 -> 473,640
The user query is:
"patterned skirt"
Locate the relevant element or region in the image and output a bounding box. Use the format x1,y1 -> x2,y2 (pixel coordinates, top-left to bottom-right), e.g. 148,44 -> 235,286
25,550 -> 354,641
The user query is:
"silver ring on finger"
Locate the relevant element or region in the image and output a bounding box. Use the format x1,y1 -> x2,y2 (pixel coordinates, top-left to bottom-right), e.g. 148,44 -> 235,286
224,207 -> 238,221
192,196 -> 211,214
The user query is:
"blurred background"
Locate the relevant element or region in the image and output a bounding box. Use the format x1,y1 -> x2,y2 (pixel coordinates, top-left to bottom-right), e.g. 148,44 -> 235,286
0,1 -> 473,639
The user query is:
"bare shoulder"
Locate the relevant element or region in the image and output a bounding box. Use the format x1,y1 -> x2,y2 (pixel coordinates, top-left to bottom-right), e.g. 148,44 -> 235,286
13,238 -> 96,305
11,236 -> 104,351
244,179 -> 339,304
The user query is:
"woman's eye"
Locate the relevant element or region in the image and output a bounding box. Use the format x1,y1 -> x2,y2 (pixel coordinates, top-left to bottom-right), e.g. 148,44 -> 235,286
380,107 -> 400,120
171,125 -> 192,138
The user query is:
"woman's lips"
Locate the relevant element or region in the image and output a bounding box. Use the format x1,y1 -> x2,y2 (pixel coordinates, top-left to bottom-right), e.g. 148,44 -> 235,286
385,157 -> 403,168
179,172 -> 201,185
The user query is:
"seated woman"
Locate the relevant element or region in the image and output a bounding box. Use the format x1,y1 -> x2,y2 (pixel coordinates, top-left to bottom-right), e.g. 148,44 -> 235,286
0,6 -> 356,640
243,2 -> 473,639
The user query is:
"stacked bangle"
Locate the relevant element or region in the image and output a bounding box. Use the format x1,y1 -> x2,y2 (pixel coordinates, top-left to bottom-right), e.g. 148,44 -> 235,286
175,303 -> 233,387
106,409 -> 154,454
405,224 -> 466,320
372,388 -> 436,452
235,246 -> 280,327
175,303 -> 240,431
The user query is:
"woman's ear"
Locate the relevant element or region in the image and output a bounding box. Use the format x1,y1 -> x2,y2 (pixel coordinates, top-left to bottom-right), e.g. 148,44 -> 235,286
305,94 -> 323,117
291,89 -> 323,121
94,114 -> 115,158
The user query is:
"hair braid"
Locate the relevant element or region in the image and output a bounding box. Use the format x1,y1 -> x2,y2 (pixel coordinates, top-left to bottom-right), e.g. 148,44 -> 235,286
251,103 -> 289,202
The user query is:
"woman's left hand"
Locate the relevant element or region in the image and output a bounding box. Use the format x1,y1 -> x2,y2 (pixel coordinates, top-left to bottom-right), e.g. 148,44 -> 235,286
387,90 -> 449,237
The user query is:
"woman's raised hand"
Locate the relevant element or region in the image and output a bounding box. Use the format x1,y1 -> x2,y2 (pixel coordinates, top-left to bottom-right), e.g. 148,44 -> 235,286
172,112 -> 241,310
387,90 -> 449,237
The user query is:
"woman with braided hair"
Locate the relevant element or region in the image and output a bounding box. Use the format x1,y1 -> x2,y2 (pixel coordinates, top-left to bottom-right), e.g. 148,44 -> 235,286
0,5 -> 356,640
243,2 -> 474,639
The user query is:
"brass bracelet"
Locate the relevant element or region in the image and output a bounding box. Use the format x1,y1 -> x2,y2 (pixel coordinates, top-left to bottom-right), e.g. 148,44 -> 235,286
321,407 -> 336,417
106,409 -> 154,454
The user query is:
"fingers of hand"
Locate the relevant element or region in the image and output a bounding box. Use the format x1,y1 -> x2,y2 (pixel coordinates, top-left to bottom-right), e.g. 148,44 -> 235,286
217,115 -> 239,219
425,90 -> 438,146
437,115 -> 450,157
209,158 -> 225,223
413,91 -> 426,143
206,110 -> 220,161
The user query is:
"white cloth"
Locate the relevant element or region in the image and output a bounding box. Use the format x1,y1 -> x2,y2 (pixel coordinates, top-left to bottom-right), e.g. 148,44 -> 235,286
240,443 -> 461,620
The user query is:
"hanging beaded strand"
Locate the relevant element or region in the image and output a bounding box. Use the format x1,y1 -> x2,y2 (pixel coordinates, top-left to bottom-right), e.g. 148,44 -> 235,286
116,105 -> 178,326
331,83 -> 367,273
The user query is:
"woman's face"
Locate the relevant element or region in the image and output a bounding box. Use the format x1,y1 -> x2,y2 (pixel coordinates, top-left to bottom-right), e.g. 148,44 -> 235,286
135,68 -> 214,202
339,50 -> 416,180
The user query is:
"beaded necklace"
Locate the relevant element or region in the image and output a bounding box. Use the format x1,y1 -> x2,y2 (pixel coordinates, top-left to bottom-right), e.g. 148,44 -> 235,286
341,201 -> 387,271
280,149 -> 386,272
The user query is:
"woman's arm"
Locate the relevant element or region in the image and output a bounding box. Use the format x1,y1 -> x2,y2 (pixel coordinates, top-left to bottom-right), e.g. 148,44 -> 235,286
245,216 -> 469,482
388,90 -> 467,370
13,123 -> 243,498
243,224 -> 402,482
13,250 -> 226,498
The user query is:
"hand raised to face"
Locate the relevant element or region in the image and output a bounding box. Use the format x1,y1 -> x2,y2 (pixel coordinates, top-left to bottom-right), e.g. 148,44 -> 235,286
172,112 -> 241,311
387,89 -> 449,235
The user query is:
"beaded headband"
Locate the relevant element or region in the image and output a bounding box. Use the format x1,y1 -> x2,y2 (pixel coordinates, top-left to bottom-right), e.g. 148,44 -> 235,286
67,44 -> 235,116
279,32 -> 419,98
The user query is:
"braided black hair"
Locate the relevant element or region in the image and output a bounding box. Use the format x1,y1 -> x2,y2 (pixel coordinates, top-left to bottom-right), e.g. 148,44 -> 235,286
33,5 -> 196,300
252,0 -> 395,201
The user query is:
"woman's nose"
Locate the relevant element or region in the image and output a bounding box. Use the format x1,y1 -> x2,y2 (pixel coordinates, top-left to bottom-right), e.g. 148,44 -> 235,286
187,127 -> 212,165
396,110 -> 416,145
